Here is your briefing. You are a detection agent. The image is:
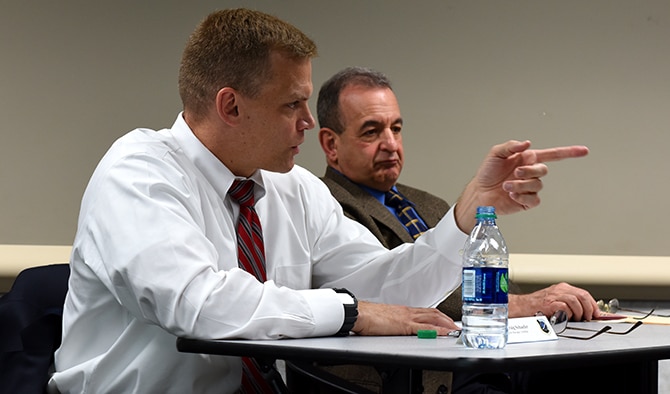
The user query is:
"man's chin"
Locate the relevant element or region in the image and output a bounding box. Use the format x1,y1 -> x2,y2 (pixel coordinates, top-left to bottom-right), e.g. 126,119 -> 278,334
262,162 -> 295,174
372,175 -> 400,191
379,171 -> 400,182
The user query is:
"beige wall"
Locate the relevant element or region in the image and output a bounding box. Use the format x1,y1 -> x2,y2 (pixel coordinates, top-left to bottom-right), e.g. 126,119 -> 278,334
2,1 -> 669,256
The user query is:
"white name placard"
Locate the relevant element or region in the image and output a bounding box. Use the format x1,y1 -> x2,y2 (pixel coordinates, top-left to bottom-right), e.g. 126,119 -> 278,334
507,315 -> 558,344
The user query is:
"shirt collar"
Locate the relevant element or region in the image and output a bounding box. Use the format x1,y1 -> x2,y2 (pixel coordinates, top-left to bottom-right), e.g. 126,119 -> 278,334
170,112 -> 266,200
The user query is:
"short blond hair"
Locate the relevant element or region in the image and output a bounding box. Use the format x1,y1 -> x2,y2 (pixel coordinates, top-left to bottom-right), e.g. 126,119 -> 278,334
178,8 -> 318,122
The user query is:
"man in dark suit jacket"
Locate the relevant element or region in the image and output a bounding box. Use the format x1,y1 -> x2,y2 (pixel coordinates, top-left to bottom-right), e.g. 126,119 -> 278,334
314,66 -> 600,393
317,66 -> 598,323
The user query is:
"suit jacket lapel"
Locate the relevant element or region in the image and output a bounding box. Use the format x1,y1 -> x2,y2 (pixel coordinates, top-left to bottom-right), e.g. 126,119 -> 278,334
323,167 -> 414,244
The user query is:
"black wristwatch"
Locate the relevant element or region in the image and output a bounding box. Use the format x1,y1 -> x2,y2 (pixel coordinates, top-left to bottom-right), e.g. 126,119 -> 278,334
333,288 -> 358,336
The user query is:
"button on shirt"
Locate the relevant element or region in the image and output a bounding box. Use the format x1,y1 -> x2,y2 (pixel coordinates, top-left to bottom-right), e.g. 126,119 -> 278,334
49,113 -> 466,394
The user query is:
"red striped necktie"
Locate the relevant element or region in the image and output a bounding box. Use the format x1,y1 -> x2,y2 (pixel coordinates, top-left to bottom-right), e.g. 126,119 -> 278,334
228,179 -> 276,393
229,180 -> 267,282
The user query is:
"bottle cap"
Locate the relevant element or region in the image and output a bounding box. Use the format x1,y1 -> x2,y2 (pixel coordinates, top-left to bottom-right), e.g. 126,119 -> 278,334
476,206 -> 497,219
417,329 -> 437,339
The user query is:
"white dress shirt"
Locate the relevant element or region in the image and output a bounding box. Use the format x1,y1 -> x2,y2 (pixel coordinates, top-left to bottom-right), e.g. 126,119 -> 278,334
49,113 -> 466,394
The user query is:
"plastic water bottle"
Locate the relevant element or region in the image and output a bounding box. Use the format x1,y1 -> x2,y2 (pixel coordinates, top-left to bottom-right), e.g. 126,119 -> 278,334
461,206 -> 509,349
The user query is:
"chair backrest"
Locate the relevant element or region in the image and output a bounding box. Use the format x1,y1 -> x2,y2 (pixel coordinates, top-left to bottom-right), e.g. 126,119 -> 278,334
0,264 -> 70,394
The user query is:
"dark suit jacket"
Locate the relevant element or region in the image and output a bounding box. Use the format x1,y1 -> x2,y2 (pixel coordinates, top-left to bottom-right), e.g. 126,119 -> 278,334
0,264 -> 70,394
321,167 -> 463,320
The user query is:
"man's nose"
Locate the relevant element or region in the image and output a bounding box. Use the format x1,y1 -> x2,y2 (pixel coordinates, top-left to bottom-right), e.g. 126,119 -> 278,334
379,129 -> 399,150
300,110 -> 316,131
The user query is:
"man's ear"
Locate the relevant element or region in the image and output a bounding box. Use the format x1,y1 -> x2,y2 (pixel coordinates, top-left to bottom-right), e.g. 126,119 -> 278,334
215,87 -> 240,125
318,127 -> 339,164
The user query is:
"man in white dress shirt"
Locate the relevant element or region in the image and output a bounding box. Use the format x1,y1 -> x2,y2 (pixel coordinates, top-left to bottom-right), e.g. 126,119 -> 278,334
49,8 -> 589,394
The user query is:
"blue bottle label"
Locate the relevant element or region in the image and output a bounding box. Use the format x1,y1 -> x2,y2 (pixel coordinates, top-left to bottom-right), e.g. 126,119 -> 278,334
462,267 -> 509,303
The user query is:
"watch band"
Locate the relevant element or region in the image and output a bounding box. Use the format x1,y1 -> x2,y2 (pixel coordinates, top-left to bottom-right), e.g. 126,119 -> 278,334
333,288 -> 358,336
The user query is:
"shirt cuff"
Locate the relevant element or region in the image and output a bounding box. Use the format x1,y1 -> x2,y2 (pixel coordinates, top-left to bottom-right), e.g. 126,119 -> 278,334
434,204 -> 469,257
297,288 -> 347,337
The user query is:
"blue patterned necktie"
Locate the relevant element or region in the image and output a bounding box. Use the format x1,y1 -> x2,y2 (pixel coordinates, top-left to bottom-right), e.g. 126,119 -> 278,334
384,189 -> 429,240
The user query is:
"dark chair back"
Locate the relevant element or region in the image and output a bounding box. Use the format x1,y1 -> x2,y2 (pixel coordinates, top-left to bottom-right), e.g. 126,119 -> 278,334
0,264 -> 70,394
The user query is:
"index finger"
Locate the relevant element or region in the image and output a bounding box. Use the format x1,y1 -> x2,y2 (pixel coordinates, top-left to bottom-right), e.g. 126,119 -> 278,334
534,145 -> 589,163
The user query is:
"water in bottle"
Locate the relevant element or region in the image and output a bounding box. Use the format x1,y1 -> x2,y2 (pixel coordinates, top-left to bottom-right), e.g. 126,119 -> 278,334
461,206 -> 509,349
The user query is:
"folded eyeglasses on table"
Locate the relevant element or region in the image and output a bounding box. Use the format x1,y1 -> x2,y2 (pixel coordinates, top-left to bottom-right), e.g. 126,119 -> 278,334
537,309 -> 643,340
597,298 -> 670,319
